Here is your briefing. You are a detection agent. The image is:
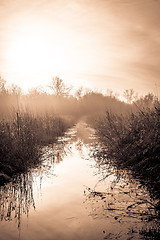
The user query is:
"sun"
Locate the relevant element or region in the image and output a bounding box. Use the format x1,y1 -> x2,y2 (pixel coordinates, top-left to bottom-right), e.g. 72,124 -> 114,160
9,33 -> 67,74
6,27 -> 69,90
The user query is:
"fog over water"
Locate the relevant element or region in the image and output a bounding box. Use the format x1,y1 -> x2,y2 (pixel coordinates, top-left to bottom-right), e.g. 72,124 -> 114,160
0,1 -> 160,238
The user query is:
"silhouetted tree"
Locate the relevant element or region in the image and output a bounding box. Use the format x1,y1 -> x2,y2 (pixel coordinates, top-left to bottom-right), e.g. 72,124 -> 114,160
135,93 -> 157,109
143,93 -> 156,104
105,89 -> 120,99
106,89 -> 113,97
0,76 -> 7,94
9,84 -> 21,96
50,76 -> 71,96
75,86 -> 84,99
28,87 -> 45,97
123,89 -> 138,104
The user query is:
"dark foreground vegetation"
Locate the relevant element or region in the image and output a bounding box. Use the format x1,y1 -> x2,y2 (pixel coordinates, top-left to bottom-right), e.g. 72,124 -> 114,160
92,101 -> 160,203
0,76 -> 160,238
0,113 -> 72,182
0,75 -> 160,205
0,77 -> 77,183
89,96 -> 160,238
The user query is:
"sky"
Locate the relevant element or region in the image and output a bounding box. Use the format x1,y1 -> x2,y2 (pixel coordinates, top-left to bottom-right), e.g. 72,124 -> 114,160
0,0 -> 160,96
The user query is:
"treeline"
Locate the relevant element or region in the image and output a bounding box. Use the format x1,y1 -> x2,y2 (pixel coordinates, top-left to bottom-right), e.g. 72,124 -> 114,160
0,76 -> 159,185
0,77 -> 76,182
0,76 -> 157,120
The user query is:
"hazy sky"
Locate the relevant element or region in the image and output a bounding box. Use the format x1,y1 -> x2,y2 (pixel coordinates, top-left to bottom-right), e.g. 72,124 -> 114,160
0,0 -> 160,96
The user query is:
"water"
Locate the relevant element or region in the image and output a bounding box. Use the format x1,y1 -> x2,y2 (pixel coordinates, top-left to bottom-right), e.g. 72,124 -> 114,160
0,122 -> 159,240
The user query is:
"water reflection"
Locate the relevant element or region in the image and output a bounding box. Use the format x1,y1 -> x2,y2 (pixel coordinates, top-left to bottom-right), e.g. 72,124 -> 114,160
0,134 -> 67,229
0,122 -> 95,230
84,179 -> 158,220
0,173 -> 35,229
0,121 -> 159,240
88,142 -> 160,239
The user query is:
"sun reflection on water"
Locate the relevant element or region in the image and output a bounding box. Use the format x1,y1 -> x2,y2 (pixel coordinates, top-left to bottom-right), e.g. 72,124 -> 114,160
0,122 -> 159,240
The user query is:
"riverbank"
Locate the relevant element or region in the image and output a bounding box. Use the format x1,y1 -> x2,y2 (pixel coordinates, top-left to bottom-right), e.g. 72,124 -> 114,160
0,112 -> 74,184
92,102 -> 160,203
1,121 -> 159,240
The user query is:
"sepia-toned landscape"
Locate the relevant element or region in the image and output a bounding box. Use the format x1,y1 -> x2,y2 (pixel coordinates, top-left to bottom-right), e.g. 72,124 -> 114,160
0,1 -> 160,239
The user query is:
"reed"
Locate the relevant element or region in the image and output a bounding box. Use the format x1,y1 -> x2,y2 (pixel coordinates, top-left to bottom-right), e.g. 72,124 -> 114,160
93,102 -> 160,200
0,111 -> 72,182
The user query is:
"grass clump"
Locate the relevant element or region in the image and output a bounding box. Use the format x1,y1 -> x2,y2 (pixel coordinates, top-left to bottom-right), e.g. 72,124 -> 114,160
93,102 -> 160,200
0,112 -> 73,182
139,226 -> 160,239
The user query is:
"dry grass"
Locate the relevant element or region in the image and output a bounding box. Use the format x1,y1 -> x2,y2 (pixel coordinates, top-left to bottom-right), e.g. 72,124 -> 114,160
92,102 -> 160,200
0,112 -> 73,182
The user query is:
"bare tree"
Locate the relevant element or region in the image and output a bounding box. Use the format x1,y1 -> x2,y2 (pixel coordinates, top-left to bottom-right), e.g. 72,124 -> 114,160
135,93 -> 156,109
28,86 -> 44,97
105,89 -> 120,99
75,86 -> 84,99
106,89 -> 113,97
9,84 -> 21,96
123,89 -> 138,104
0,76 -> 7,94
50,76 -> 71,96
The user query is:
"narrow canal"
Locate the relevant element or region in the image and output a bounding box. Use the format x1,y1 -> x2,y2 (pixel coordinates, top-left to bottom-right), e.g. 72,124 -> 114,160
0,122 -> 159,239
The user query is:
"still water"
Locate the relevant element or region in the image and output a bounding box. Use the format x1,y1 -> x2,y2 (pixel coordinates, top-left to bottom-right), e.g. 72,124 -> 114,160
0,122 -> 159,240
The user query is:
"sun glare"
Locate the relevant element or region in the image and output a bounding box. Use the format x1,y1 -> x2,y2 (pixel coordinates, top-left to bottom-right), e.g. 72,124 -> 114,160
6,26 -> 69,90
